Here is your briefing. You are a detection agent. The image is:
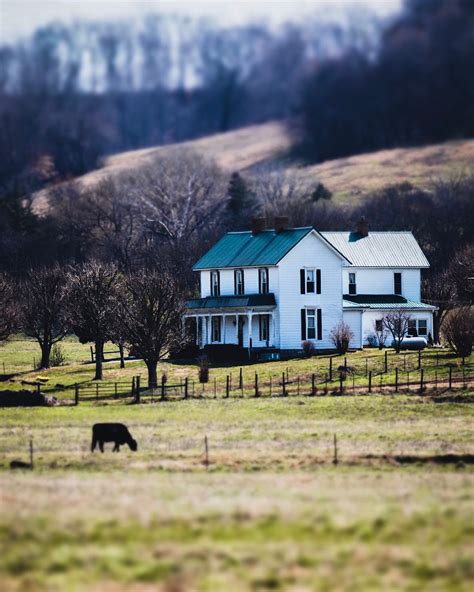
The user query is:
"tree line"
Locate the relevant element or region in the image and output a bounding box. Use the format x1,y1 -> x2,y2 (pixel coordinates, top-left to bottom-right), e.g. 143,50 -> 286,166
0,11 -> 377,193
299,0 -> 474,161
0,262 -> 184,387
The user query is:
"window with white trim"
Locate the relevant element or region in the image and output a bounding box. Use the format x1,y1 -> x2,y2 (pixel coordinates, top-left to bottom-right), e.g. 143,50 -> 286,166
210,271 -> 220,296
306,269 -> 315,293
259,315 -> 269,341
235,269 -> 244,295
259,268 -> 269,294
348,272 -> 356,295
306,308 -> 316,339
408,319 -> 427,336
211,316 -> 221,342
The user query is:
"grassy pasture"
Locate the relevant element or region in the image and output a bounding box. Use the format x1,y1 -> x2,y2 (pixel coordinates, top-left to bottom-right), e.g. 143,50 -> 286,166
0,337 -> 473,591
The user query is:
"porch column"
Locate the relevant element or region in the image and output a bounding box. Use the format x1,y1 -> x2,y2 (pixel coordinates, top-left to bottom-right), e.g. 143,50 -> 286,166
271,310 -> 276,347
222,314 -> 227,344
235,313 -> 239,344
195,315 -> 199,347
207,315 -> 211,345
247,311 -> 253,351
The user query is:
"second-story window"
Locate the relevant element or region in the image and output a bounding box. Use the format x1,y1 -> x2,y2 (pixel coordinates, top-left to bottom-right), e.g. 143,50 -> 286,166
210,270 -> 220,296
259,268 -> 269,294
394,272 -> 402,295
348,272 -> 357,295
234,269 -> 244,295
306,269 -> 315,293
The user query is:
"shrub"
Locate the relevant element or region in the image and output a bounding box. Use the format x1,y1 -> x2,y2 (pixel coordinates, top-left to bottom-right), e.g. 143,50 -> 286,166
442,307 -> 473,357
330,321 -> 354,354
302,340 -> 315,357
50,344 -> 67,367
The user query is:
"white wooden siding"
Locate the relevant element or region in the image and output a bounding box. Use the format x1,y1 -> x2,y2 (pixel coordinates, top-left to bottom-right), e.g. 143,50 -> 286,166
361,310 -> 433,345
342,268 -> 421,300
278,232 -> 344,350
343,310 -> 363,348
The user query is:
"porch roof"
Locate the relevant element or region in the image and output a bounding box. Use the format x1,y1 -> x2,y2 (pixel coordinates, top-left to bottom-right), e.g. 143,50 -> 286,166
343,294 -> 436,310
186,293 -> 276,310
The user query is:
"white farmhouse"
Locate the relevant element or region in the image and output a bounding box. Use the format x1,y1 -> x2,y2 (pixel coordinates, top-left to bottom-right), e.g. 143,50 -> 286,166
185,217 -> 435,358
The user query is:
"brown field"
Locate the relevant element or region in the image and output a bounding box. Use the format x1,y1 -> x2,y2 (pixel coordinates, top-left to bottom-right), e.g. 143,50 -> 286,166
33,121 -> 474,213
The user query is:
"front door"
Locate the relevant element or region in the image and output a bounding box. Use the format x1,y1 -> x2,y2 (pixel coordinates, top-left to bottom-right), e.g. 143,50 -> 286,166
238,316 -> 244,347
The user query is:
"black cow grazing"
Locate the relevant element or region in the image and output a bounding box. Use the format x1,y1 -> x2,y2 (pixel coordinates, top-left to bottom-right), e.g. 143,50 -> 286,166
91,423 -> 138,453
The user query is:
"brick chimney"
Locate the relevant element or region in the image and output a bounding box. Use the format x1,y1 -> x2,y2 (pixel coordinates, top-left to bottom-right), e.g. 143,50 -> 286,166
356,216 -> 369,237
251,217 -> 266,235
274,216 -> 289,234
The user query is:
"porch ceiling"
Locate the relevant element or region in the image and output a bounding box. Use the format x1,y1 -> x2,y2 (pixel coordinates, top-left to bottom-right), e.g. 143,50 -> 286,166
186,293 -> 276,310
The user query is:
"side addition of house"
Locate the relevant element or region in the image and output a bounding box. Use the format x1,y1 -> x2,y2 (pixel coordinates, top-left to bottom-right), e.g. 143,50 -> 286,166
184,217 -> 436,358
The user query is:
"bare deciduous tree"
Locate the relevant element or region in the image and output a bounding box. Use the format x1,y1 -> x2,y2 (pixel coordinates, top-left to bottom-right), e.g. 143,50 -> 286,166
0,272 -> 18,342
382,310 -> 411,353
67,261 -> 121,380
442,307 -> 473,358
129,149 -> 227,246
119,268 -> 185,388
330,320 -> 354,354
20,265 -> 69,369
372,319 -> 389,350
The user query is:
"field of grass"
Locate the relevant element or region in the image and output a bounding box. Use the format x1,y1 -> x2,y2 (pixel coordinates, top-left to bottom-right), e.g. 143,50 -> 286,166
33,121 -> 474,213
0,337 -> 473,591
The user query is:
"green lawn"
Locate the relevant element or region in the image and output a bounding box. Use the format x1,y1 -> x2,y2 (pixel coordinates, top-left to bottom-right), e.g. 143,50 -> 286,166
0,336 -> 471,398
0,337 -> 473,591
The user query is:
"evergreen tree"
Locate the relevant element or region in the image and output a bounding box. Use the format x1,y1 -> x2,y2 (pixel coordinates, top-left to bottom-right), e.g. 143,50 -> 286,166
226,172 -> 256,228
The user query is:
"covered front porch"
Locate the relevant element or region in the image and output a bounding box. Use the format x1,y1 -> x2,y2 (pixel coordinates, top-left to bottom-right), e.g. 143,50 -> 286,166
185,294 -> 278,352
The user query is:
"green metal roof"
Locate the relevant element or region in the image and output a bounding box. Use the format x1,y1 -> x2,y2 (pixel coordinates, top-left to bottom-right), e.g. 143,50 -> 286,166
321,231 -> 430,268
193,228 -> 313,270
186,293 -> 276,310
343,294 -> 436,310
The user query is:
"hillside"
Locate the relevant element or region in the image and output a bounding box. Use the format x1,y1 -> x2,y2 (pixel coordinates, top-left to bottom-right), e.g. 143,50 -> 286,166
33,121 -> 474,213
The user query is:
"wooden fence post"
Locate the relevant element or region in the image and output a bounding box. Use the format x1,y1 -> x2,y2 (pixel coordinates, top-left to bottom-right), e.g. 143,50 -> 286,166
297,376 -> 300,396
254,373 -> 259,397
333,434 -> 338,465
90,346 -> 94,362
30,438 -> 34,469
311,373 -> 316,396
339,374 -> 343,395
74,384 -> 79,406
384,350 -> 388,373
395,368 -> 399,393
96,383 -> 99,401
161,375 -> 166,400
368,371 -> 372,394
184,377 -> 189,399
269,376 -> 272,397
449,366 -> 452,390
329,357 -> 333,381
282,372 -> 286,397
114,383 -> 118,399
344,356 -> 347,369
204,436 -> 209,470
225,375 -> 230,398
239,367 -> 243,390
135,376 -> 141,403
324,373 -> 328,395
132,376 -> 136,397
419,369 -> 424,394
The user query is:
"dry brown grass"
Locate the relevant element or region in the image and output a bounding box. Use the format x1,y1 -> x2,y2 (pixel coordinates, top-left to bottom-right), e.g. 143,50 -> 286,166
32,121 -> 474,213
